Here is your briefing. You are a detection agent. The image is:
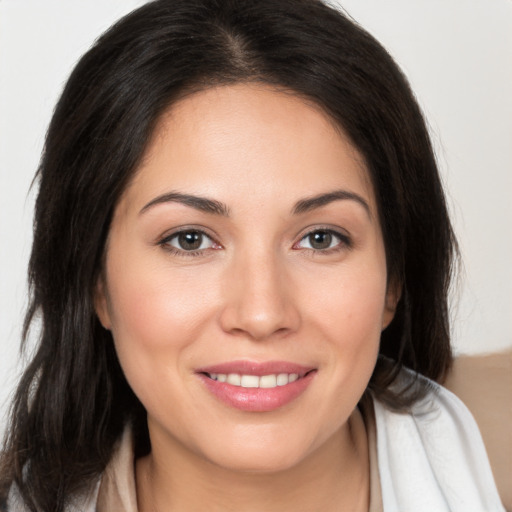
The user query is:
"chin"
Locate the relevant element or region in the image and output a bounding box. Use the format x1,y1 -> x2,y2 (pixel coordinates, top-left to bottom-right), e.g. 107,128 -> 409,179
197,427 -> 320,474
213,449 -> 309,475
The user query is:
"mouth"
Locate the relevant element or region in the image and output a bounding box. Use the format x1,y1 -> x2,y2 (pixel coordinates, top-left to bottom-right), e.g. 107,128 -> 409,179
202,370 -> 313,389
196,361 -> 317,412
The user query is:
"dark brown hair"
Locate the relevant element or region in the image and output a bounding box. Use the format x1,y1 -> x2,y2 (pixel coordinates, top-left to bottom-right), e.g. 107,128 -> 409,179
0,0 -> 457,509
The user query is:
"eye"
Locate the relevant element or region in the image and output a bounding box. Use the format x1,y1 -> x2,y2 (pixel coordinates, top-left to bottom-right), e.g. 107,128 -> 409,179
161,230 -> 218,253
295,229 -> 350,252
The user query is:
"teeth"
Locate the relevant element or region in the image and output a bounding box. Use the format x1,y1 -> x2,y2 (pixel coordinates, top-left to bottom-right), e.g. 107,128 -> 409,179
207,372 -> 302,388
241,375 -> 259,388
259,374 -> 277,388
277,373 -> 288,386
226,373 -> 241,386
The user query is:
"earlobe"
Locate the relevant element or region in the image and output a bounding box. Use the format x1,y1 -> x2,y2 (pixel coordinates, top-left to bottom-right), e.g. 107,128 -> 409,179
94,277 -> 112,330
382,278 -> 402,330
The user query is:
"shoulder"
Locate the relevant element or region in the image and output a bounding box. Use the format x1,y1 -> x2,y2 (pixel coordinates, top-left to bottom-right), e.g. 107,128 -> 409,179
372,371 -> 505,512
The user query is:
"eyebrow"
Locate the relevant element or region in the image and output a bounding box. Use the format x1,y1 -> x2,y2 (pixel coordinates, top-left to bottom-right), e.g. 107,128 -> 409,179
292,189 -> 371,217
140,191 -> 230,216
139,188 -> 370,218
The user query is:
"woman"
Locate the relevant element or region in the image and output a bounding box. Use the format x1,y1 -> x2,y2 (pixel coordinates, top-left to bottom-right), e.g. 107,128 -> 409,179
0,0 -> 504,510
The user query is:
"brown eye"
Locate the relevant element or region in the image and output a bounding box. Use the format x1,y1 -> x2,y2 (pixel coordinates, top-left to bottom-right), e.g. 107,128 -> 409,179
308,231 -> 333,250
164,230 -> 215,252
295,229 -> 350,252
177,231 -> 203,250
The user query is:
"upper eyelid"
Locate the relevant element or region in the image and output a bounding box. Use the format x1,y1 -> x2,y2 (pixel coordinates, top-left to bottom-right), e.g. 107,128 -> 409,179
159,226 -> 219,244
297,225 -> 350,241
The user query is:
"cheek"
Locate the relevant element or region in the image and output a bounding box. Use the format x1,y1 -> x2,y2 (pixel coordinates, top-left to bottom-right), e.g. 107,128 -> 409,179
106,261 -> 213,349
306,263 -> 388,338
103,258 -> 218,407
300,257 -> 387,391
103,257 -> 222,408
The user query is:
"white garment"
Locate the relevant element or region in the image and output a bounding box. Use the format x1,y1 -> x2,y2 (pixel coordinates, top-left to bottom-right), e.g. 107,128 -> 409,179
7,378 -> 505,511
374,379 -> 505,511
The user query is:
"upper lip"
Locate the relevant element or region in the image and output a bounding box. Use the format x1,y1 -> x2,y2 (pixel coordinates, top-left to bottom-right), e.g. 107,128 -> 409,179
195,360 -> 315,377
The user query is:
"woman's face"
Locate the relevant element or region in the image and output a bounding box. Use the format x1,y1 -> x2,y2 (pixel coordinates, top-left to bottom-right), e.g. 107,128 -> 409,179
96,84 -> 397,472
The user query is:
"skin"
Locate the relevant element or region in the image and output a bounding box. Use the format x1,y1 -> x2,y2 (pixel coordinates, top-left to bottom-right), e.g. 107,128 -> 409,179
95,84 -> 398,511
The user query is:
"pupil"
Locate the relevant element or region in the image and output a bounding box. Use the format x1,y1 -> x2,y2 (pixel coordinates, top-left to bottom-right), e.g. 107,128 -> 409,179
310,231 -> 332,249
178,231 -> 202,250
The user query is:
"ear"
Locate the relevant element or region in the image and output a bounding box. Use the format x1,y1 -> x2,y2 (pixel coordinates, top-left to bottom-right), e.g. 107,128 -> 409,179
94,276 -> 112,330
382,277 -> 401,330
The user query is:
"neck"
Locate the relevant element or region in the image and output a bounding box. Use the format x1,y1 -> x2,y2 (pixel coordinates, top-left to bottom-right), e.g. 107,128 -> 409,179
136,408 -> 370,512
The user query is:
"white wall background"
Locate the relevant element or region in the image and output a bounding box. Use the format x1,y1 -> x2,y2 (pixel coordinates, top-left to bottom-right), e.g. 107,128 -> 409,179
1,0 -> 511,433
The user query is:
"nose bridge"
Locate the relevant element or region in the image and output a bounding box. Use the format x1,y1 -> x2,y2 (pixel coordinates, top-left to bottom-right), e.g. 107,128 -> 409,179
219,243 -> 300,340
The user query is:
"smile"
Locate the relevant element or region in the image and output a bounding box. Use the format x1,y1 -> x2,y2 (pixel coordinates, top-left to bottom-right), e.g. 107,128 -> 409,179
196,362 -> 316,412
206,372 -> 301,388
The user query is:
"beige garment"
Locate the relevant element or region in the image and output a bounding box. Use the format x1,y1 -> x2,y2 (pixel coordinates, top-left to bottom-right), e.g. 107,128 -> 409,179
362,396 -> 384,512
96,427 -> 138,511
97,402 -> 383,512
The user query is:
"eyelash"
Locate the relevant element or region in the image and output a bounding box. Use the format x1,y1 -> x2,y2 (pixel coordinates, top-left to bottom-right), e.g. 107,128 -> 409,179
158,227 -> 351,257
294,227 -> 352,254
158,228 -> 220,258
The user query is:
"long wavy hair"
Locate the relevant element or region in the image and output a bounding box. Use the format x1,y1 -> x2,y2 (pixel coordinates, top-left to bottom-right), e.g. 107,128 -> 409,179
0,0 -> 457,509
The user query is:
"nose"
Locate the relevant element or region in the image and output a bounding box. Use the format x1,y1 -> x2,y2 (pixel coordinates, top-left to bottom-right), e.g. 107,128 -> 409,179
218,250 -> 301,341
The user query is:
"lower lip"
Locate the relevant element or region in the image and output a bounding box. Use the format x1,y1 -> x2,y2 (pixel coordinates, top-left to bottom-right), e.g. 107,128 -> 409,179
197,372 -> 316,412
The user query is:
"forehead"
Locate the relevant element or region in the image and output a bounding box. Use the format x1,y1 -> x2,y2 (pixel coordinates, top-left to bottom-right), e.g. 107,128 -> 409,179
120,83 -> 375,216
